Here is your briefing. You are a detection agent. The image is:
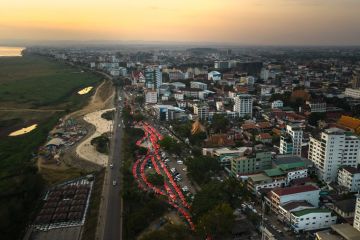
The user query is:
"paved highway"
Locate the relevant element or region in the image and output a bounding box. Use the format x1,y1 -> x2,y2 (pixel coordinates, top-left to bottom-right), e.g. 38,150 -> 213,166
102,88 -> 124,240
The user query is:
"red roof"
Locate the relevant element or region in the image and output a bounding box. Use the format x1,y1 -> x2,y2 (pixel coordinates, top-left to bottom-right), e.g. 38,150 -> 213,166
272,185 -> 319,196
257,133 -> 272,139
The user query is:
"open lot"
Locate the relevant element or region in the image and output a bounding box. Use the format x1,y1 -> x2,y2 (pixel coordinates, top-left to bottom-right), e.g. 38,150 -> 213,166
0,55 -> 100,109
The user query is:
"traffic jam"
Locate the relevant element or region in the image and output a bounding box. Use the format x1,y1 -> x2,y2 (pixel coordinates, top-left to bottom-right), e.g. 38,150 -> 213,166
132,121 -> 195,230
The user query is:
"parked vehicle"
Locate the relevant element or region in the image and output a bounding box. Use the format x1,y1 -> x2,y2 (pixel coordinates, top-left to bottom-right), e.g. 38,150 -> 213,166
112,180 -> 117,186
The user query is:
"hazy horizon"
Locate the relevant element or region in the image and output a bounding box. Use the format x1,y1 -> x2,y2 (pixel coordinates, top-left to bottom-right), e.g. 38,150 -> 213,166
1,0 -> 360,46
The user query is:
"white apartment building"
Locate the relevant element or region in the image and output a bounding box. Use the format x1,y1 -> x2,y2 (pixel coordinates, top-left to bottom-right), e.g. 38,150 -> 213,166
280,124 -> 303,156
338,166 -> 360,193
174,92 -> 184,101
308,128 -> 360,182
190,81 -> 207,90
266,185 -> 320,213
208,71 -> 222,81
306,101 -> 327,113
290,209 -> 337,232
233,94 -> 253,118
145,90 -> 158,104
271,100 -> 283,109
193,103 -> 209,120
354,196 -> 360,231
345,88 -> 360,99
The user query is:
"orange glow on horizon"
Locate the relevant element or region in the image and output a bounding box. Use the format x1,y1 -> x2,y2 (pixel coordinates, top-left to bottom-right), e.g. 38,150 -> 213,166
1,0 -> 360,45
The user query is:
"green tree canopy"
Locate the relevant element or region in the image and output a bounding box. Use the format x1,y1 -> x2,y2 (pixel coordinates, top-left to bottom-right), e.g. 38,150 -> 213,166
185,156 -> 220,185
196,203 -> 235,239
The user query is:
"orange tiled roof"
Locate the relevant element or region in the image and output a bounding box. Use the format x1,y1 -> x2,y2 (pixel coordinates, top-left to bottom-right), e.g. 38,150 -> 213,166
338,116 -> 360,134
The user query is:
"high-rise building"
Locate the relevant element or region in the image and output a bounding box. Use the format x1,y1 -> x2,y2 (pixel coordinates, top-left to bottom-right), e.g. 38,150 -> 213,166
279,124 -> 303,156
354,196 -> 360,231
233,94 -> 253,118
308,128 -> 360,182
352,70 -> 360,89
145,66 -> 162,90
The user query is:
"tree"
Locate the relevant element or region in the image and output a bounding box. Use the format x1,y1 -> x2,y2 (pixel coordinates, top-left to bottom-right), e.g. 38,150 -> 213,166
140,224 -> 192,240
135,95 -> 145,105
210,114 -> 229,133
196,203 -> 235,239
159,136 -> 182,155
308,112 -> 326,126
185,156 -> 220,185
91,134 -> 110,154
147,173 -> 164,187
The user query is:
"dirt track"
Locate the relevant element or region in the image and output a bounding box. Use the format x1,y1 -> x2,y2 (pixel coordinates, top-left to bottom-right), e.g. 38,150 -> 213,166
66,79 -> 115,119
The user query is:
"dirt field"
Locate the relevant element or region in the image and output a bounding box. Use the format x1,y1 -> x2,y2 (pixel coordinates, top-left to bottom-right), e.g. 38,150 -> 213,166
38,79 -> 115,176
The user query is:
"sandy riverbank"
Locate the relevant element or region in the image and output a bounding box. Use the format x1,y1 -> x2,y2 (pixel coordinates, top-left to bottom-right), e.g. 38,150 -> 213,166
75,109 -> 114,166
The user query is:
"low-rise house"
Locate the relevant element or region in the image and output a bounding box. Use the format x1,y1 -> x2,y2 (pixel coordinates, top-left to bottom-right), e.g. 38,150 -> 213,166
333,198 -> 356,222
265,185 -> 320,213
290,208 -> 337,232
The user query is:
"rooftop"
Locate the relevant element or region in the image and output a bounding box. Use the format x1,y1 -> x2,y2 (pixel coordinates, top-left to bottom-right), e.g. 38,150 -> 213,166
281,200 -> 314,211
340,166 -> 360,175
292,208 -> 331,217
272,185 -> 319,196
334,198 -> 356,213
248,173 -> 272,183
331,223 -> 360,240
264,168 -> 284,177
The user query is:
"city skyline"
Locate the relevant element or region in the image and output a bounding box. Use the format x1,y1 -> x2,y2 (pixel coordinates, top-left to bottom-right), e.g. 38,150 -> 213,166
1,0 -> 360,46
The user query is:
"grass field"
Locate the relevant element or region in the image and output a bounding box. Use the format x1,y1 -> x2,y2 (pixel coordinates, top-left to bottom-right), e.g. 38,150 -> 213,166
0,54 -> 103,240
0,55 -> 101,108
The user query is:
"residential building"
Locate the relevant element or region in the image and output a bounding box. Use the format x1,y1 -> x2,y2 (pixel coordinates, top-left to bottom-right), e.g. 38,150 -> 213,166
208,71 -> 222,81
190,81 -> 207,90
193,103 -> 209,120
315,223 -> 360,240
306,101 -> 327,113
280,124 -> 303,156
337,167 -> 360,193
308,128 -> 360,182
333,198 -> 356,220
354,196 -> 360,231
145,66 -> 162,90
168,69 -> 185,81
278,200 -> 315,223
214,60 -> 230,69
152,105 -> 186,121
145,90 -> 157,104
230,151 -> 272,176
233,94 -> 253,118
266,185 -> 320,213
271,100 -> 284,109
290,208 -> 337,232
351,70 -> 360,89
345,88 -> 360,99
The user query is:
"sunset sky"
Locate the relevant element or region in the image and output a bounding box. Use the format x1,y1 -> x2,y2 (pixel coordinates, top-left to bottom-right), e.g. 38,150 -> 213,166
1,0 -> 360,45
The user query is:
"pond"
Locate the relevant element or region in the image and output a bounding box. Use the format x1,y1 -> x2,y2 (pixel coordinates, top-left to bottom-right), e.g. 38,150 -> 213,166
78,86 -> 93,95
9,124 -> 38,136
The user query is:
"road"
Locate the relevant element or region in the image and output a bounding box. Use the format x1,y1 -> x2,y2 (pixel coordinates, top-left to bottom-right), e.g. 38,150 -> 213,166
102,88 -> 124,240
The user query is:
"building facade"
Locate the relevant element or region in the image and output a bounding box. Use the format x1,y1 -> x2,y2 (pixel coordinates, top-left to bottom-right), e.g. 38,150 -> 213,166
230,151 -> 272,176
233,94 -> 253,118
337,166 -> 360,192
193,103 -> 209,120
308,128 -> 360,182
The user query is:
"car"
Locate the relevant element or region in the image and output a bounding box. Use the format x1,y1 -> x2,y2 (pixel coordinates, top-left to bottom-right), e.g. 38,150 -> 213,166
165,159 -> 170,163
170,168 -> 176,173
177,160 -> 183,165
112,180 -> 117,186
182,167 -> 187,171
182,186 -> 189,192
109,163 -> 114,169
